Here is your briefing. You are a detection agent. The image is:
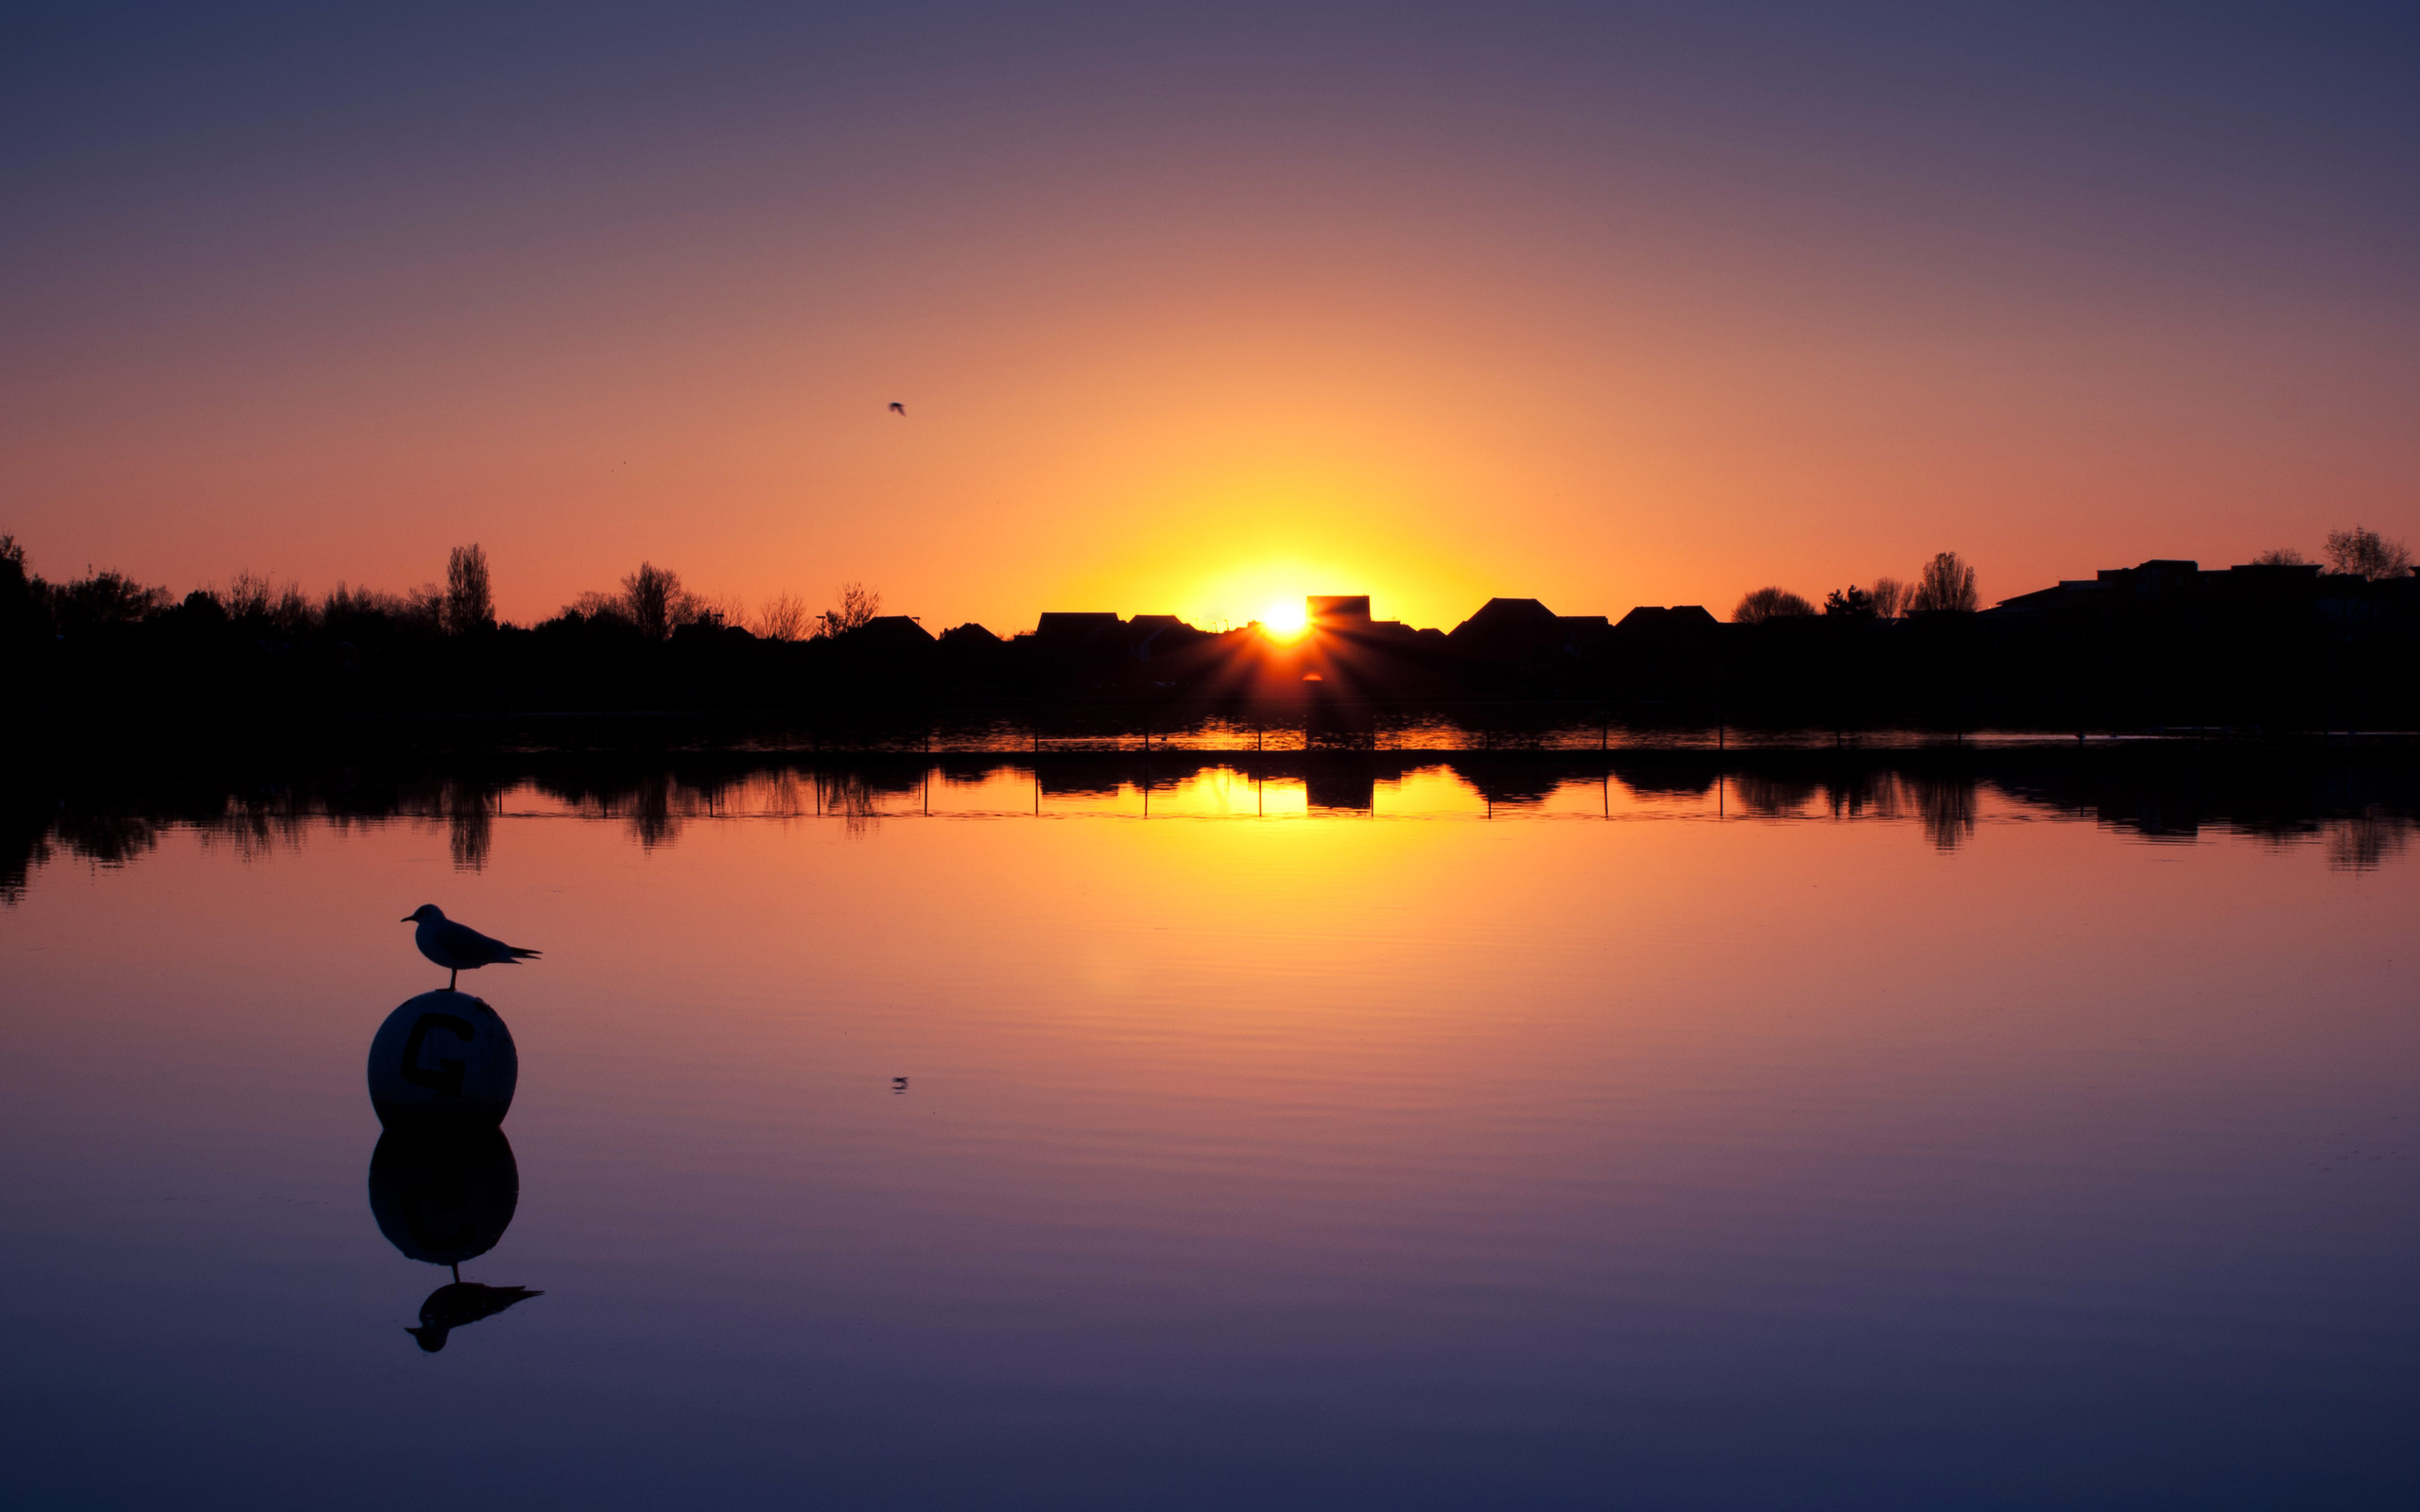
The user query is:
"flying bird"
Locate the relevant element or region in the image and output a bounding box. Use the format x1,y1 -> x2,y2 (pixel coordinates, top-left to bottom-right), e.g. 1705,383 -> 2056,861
888,401 -> 906,416
403,904 -> 542,991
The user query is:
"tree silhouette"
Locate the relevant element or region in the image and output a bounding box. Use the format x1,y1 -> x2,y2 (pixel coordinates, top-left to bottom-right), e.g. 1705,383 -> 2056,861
1909,552 -> 1978,613
2325,525 -> 2412,581
753,593 -> 812,642
221,571 -> 272,622
620,562 -> 703,641
2251,547 -> 2308,566
0,535 -> 40,646
1732,586 -> 1816,624
444,544 -> 494,635
1870,576 -> 1909,619
817,581 -> 882,638
1823,585 -> 1876,618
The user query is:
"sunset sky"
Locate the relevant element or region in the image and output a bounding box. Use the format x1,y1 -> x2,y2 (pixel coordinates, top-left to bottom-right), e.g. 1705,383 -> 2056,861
4,3 -> 2414,632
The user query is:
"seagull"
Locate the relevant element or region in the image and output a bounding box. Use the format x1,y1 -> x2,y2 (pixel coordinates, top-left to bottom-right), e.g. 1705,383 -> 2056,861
406,1280 -> 543,1353
888,401 -> 906,416
403,904 -> 542,991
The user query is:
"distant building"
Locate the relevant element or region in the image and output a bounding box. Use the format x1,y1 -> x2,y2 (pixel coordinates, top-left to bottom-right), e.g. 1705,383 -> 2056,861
1452,597 -> 1558,637
1969,556 -> 2419,690
1977,558 -> 2415,633
1448,598 -> 1611,662
848,615 -> 934,650
1032,611 -> 1122,644
1308,595 -> 1371,627
1126,613 -> 1189,662
1614,605 -> 1720,633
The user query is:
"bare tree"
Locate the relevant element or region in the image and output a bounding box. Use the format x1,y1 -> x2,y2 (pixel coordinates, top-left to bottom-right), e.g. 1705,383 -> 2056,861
444,543 -> 495,633
220,571 -> 273,621
1909,551 -> 1979,613
271,582 -> 314,636
46,569 -> 170,633
2325,525 -> 2413,580
1732,586 -> 1816,624
322,581 -> 417,628
0,535 -> 38,644
620,561 -> 704,641
404,583 -> 446,632
563,589 -> 627,623
1870,576 -> 1909,619
2250,547 -> 2308,566
754,592 -> 813,642
816,581 -> 883,638
216,571 -> 315,634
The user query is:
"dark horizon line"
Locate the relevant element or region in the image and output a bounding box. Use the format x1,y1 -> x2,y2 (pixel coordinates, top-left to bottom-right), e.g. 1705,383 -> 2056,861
9,527 -> 2414,642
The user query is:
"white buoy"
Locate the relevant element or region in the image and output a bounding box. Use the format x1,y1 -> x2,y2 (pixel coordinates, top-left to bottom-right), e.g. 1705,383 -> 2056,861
367,989 -> 518,1130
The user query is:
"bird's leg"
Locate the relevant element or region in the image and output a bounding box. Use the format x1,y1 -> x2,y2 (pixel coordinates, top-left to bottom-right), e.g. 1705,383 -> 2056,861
452,1263 -> 461,1284
449,968 -> 458,991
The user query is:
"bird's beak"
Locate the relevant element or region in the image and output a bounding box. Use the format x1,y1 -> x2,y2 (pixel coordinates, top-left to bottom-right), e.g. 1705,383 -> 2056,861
400,914 -> 415,922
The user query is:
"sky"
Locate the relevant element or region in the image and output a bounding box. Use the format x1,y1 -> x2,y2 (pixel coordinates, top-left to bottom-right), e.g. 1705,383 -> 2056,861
3,2 -> 2415,632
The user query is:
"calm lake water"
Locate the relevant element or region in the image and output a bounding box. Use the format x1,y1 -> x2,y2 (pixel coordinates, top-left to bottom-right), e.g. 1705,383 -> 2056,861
4,754 -> 2415,1509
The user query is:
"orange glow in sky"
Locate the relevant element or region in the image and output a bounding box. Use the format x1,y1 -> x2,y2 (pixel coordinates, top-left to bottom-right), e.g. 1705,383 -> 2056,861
2,9 -> 2413,634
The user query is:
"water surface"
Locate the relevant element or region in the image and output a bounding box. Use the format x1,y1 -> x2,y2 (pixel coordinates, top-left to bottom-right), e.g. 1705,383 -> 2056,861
3,756 -> 2413,1508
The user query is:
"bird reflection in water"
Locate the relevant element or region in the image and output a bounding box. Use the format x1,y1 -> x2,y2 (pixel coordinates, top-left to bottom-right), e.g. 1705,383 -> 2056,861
368,1127 -> 542,1353
406,1280 -> 543,1353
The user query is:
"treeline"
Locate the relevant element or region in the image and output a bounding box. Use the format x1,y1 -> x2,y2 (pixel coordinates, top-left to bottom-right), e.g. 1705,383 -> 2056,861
1733,551 -> 1977,623
0,538 -> 873,649
5,529 -> 2418,723
0,537 -> 906,709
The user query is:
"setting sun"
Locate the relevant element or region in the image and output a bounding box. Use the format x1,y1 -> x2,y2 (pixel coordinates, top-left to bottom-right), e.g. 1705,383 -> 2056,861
1258,600 -> 1307,640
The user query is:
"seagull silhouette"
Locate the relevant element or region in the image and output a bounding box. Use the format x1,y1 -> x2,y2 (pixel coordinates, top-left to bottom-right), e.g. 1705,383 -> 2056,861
403,904 -> 542,990
888,401 -> 906,416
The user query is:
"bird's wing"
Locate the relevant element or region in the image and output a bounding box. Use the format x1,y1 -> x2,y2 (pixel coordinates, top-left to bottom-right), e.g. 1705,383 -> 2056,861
436,919 -> 524,964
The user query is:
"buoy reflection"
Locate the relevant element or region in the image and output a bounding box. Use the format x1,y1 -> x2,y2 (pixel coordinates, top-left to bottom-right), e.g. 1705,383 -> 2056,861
368,1128 -> 542,1352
